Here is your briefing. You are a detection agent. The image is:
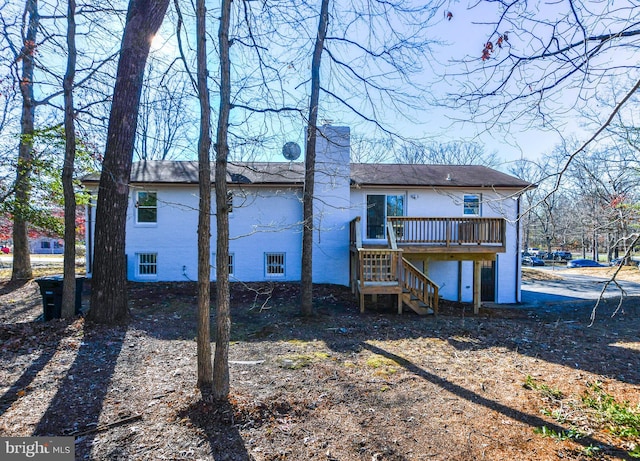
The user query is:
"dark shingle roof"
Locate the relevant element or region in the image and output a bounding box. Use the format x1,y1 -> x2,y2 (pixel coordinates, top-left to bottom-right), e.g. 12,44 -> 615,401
351,163 -> 532,188
83,161 -> 305,185
83,160 -> 532,189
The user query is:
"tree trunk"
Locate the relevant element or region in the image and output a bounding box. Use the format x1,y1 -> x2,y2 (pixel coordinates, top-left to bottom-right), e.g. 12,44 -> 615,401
196,0 -> 213,395
61,0 -> 77,318
11,0 -> 38,281
300,0 -> 330,316
212,0 -> 232,401
87,0 -> 169,324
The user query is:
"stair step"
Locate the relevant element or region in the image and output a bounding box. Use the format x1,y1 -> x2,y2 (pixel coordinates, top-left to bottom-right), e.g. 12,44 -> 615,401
401,293 -> 435,316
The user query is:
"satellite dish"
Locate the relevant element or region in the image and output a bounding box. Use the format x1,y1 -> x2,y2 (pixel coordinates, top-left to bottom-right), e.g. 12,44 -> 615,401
282,142 -> 301,161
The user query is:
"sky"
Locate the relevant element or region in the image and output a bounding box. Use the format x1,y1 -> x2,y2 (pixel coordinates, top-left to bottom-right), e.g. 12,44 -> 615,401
305,0 -> 635,169
123,0 -> 638,168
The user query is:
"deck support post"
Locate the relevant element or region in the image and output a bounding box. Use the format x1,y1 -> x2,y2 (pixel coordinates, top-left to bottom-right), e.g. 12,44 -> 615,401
473,260 -> 481,314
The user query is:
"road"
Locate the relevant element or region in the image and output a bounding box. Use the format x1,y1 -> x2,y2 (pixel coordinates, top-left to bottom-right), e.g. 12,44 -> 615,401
522,266 -> 640,306
0,254 -> 68,268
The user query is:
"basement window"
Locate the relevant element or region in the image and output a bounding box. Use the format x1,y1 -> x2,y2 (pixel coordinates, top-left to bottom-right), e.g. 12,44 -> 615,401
213,253 -> 235,276
265,253 -> 285,277
137,253 -> 158,277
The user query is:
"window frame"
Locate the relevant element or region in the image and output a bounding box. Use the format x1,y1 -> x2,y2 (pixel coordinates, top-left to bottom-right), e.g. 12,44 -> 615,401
463,194 -> 481,216
265,252 -> 285,277
135,191 -> 158,225
213,252 -> 235,276
366,193 -> 405,240
136,252 -> 158,277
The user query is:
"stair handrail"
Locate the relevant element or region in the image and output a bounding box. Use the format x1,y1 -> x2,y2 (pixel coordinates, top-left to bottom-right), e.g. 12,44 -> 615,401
386,220 -> 398,249
350,216 -> 363,249
401,257 -> 439,314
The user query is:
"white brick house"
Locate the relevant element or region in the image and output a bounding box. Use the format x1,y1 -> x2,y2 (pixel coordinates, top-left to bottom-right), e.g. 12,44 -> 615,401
83,126 -> 532,311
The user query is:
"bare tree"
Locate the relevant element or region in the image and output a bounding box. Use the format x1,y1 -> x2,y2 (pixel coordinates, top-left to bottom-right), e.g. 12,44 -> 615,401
88,0 -> 169,324
394,141 -> 501,167
566,145 -> 640,261
194,0 -> 213,397
1,0 -> 123,284
212,0 -> 232,401
61,0 -> 77,318
136,63 -> 196,160
447,1 -> 640,168
349,134 -> 395,163
9,0 -> 38,280
299,0 -> 443,315
300,0 -> 330,316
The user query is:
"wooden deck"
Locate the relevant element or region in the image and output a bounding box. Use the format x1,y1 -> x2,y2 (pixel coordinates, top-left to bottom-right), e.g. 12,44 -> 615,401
350,216 -> 506,314
388,216 -> 506,252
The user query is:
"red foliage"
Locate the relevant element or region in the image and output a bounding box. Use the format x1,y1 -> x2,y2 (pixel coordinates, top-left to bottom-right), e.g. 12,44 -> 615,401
24,40 -> 37,56
0,210 -> 86,241
610,194 -> 626,208
481,33 -> 508,61
0,216 -> 11,241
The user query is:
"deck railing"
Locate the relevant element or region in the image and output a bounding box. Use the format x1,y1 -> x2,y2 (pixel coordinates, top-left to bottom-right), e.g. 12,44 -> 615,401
401,258 -> 439,314
387,217 -> 505,247
357,248 -> 403,284
349,218 -> 440,314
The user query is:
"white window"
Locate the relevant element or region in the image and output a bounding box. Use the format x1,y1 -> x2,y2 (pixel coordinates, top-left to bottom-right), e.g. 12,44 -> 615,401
366,194 -> 405,239
463,194 -> 481,216
136,191 -> 157,224
137,253 -> 157,276
227,191 -> 233,213
265,253 -> 285,277
213,253 -> 234,276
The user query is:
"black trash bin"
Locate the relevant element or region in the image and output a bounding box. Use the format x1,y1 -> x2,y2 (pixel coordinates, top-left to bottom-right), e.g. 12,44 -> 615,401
35,275 -> 84,320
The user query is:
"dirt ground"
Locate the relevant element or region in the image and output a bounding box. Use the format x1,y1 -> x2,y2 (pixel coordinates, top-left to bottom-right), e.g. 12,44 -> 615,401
0,274 -> 639,460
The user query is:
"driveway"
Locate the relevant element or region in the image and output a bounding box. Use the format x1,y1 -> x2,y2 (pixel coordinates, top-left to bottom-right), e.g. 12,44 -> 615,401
521,266 -> 640,306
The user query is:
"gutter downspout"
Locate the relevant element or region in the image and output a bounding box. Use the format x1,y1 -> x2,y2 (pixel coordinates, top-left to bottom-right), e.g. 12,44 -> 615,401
515,195 -> 521,303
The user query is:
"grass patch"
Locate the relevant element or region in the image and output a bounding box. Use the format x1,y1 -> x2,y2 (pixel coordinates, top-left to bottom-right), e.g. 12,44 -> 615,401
530,379 -> 640,458
365,354 -> 400,376
277,352 -> 330,370
533,425 -> 584,441
286,339 -> 309,345
581,381 -> 640,438
523,375 -> 564,400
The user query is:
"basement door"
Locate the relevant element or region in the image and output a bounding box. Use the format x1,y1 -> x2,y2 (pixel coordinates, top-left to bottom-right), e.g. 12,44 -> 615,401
480,261 -> 495,302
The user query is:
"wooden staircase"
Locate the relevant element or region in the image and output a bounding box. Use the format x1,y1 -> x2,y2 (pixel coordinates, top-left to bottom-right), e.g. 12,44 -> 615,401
400,258 -> 438,316
350,218 -> 439,315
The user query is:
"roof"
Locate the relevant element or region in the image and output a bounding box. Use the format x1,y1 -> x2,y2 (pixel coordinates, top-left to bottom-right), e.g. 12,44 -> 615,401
351,163 -> 532,189
82,161 -> 305,186
82,160 -> 533,190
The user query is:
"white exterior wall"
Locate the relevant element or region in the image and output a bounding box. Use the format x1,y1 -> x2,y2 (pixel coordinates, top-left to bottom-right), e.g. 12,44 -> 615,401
100,184 -> 304,283
349,187 -> 520,304
125,185 -> 199,282
312,126 -> 351,285
496,195 -> 520,303
228,187 -> 303,282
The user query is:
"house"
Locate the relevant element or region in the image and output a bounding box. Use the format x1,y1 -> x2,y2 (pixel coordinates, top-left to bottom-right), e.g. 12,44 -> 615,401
30,237 -> 64,255
83,126 -> 532,313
